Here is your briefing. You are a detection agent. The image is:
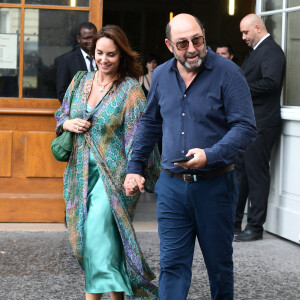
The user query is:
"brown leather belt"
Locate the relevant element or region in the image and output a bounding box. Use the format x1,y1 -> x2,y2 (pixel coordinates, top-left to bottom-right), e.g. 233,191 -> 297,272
163,164 -> 235,183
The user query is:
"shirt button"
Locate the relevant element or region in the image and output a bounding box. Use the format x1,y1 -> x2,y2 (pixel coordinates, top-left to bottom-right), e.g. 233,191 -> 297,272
181,150 -> 184,153
183,94 -> 186,97
182,113 -> 185,116
182,132 -> 184,135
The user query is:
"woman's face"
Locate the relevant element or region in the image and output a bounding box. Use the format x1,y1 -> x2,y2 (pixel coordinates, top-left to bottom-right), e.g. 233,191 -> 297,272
95,37 -> 121,76
146,60 -> 157,73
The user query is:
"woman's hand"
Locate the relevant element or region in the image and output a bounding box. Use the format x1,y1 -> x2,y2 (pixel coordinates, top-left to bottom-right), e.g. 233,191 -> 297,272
63,118 -> 92,133
124,174 -> 145,196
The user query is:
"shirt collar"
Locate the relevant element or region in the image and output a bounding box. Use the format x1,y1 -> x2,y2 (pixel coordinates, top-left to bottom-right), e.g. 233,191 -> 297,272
169,46 -> 214,72
253,33 -> 270,50
203,47 -> 214,70
80,48 -> 90,58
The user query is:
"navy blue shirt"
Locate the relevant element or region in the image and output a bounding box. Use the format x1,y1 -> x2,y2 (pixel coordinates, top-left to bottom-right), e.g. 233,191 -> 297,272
127,48 -> 257,175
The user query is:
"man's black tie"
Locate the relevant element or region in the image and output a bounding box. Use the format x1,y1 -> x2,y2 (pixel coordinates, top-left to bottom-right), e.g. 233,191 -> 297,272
86,55 -> 94,72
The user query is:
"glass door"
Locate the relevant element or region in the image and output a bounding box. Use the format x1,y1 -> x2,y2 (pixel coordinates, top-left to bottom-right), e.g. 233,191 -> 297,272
0,0 -> 101,223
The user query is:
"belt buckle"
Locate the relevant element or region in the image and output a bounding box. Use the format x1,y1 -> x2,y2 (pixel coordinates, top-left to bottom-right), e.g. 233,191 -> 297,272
183,174 -> 194,182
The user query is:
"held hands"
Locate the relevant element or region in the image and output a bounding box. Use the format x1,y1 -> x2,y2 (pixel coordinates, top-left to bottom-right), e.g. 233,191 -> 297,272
63,118 -> 92,133
174,148 -> 207,170
124,174 -> 145,197
123,148 -> 207,196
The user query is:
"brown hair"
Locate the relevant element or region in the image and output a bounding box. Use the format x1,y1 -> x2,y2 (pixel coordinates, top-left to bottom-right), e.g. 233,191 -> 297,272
91,24 -> 142,87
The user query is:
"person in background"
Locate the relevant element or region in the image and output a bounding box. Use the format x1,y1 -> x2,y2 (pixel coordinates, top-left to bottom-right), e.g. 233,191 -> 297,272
56,22 -> 97,102
139,53 -> 158,97
124,13 -> 256,300
216,42 -> 234,61
54,24 -> 160,300
139,53 -> 162,153
234,14 -> 285,242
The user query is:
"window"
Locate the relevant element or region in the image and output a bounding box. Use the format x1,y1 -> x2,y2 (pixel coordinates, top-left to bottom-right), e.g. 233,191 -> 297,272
262,0 -> 282,11
0,8 -> 20,97
0,0 -> 21,3
23,9 -> 88,98
262,14 -> 282,46
288,0 -> 300,8
0,1 -> 95,100
25,0 -> 89,6
285,10 -> 300,106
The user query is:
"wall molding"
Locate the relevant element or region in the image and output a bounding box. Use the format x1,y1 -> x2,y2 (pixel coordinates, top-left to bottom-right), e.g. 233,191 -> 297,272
0,108 -> 56,116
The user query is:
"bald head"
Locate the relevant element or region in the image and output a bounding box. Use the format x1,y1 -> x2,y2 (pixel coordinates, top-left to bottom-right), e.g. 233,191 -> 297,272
240,14 -> 268,48
241,14 -> 267,32
166,13 -> 204,40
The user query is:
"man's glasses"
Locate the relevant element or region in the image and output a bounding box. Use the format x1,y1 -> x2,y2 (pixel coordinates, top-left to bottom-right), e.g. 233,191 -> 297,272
170,35 -> 205,51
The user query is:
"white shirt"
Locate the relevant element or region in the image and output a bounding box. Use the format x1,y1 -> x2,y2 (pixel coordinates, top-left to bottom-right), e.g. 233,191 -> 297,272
80,48 -> 97,72
253,33 -> 270,50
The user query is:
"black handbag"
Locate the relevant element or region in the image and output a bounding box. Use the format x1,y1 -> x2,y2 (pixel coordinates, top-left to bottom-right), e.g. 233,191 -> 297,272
51,71 -> 87,162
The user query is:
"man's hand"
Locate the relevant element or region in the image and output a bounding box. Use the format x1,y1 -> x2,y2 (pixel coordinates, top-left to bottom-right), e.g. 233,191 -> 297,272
124,174 -> 145,196
174,148 -> 207,170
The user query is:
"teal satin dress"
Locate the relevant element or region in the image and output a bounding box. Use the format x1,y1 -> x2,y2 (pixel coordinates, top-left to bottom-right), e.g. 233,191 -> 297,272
83,105 -> 133,295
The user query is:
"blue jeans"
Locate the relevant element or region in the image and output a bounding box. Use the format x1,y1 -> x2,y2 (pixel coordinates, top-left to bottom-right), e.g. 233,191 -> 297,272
155,170 -> 238,300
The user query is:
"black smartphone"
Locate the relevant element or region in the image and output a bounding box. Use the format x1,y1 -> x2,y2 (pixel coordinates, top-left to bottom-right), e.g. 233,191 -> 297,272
171,156 -> 192,163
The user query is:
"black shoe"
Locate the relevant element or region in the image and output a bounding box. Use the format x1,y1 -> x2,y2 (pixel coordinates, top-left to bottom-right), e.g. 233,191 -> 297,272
234,229 -> 263,242
234,223 -> 242,235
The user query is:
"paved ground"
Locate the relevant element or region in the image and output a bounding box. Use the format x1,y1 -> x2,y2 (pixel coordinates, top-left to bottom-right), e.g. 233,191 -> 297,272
0,192 -> 299,300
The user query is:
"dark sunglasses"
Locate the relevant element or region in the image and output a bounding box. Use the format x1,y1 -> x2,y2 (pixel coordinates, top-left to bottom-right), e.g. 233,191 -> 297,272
170,35 -> 205,51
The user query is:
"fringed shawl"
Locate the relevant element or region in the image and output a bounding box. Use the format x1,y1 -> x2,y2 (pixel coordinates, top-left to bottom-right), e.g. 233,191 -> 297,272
54,72 -> 161,299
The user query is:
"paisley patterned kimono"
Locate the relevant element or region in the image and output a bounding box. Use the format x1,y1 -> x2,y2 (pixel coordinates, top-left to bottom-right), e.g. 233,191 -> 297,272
54,71 -> 161,299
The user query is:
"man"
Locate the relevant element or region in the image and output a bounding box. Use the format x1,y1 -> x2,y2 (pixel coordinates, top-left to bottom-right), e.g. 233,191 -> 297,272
234,14 -> 285,242
216,43 -> 234,61
56,22 -> 97,102
124,14 -> 256,300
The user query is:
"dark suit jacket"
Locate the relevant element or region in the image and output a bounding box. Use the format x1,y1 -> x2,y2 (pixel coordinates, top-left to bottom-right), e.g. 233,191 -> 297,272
241,36 -> 285,128
56,46 -> 88,102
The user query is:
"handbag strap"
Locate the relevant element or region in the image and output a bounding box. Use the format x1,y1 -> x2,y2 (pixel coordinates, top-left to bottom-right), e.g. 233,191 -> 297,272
68,70 -> 87,109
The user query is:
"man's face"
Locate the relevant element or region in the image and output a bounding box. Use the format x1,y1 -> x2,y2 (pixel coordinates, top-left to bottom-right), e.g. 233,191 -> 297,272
165,19 -> 207,71
216,47 -> 233,60
240,20 -> 259,48
77,27 -> 96,53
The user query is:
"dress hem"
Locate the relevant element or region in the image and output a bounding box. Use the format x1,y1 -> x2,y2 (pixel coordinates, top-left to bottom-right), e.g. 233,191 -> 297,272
85,288 -> 133,296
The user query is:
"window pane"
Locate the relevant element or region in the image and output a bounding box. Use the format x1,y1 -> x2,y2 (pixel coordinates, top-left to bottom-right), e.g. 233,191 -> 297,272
25,0 -> 89,6
0,8 -> 20,98
262,0 -> 282,11
23,9 -> 88,98
262,14 -> 282,47
288,0 -> 300,8
284,10 -> 300,106
0,0 -> 20,3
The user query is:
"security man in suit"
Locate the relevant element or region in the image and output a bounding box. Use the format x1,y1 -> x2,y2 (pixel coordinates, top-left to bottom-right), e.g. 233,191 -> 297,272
234,14 -> 285,241
56,22 -> 97,102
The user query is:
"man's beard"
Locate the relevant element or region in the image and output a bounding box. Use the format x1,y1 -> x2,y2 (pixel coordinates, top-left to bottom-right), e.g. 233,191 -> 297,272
173,45 -> 207,70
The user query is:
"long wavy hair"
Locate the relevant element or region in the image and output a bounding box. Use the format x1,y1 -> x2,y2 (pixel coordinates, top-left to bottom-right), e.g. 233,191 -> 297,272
91,25 -> 142,87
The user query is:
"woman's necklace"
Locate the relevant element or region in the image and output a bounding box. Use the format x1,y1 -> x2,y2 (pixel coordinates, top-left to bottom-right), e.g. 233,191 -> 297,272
96,71 -> 116,92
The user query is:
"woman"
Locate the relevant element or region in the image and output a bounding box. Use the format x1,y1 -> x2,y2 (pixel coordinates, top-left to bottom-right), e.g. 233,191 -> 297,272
139,54 -> 158,97
54,25 -> 160,300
